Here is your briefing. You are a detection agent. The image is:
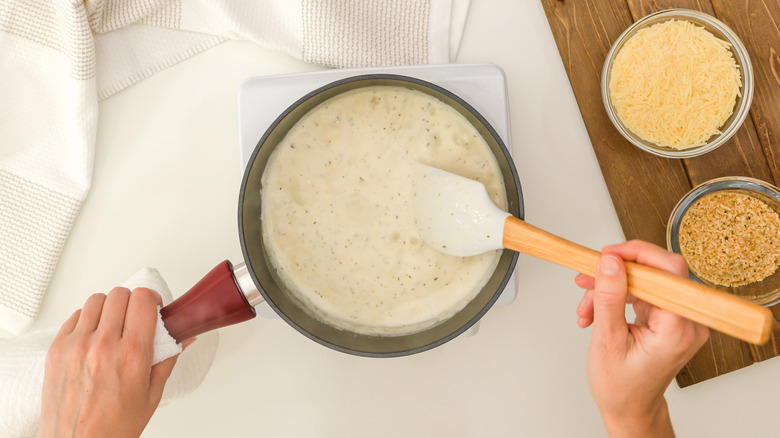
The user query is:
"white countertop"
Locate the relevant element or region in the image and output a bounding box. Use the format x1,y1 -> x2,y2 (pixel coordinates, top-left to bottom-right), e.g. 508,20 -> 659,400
30,1 -> 780,437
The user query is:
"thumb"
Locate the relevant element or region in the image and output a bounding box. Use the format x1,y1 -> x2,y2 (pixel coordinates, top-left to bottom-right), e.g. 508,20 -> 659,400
148,337 -> 195,405
148,354 -> 179,406
592,254 -> 629,341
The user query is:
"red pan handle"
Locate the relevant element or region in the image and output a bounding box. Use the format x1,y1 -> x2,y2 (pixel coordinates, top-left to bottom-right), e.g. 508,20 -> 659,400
160,260 -> 258,342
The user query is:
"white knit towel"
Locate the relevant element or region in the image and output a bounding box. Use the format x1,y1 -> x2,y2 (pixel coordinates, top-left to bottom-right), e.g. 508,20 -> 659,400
0,267 -> 219,438
0,0 -> 471,335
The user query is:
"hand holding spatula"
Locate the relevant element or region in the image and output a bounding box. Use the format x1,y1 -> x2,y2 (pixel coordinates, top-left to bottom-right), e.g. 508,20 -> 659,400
413,164 -> 774,345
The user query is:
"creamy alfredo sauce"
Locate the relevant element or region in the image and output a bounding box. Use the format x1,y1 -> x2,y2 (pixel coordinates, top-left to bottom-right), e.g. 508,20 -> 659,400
261,85 -> 507,335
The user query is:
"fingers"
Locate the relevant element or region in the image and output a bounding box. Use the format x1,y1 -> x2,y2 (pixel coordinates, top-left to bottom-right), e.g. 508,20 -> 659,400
592,254 -> 629,340
632,299 -> 653,327
97,287 -> 131,336
577,289 -> 594,328
74,293 -> 107,333
574,270 -> 638,329
576,272 -> 638,300
55,309 -> 82,340
602,240 -> 688,277
634,294 -> 710,351
575,273 -> 595,290
694,323 -> 711,347
123,288 -> 162,343
580,240 -> 688,334
69,287 -> 161,339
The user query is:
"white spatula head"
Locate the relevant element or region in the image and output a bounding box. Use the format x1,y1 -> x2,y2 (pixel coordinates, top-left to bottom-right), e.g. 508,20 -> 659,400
413,164 -> 510,257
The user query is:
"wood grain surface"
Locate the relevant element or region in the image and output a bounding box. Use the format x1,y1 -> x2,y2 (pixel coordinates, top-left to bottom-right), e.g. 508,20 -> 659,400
541,0 -> 780,387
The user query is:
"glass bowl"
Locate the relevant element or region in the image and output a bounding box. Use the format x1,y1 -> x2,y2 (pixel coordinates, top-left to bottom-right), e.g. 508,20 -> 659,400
667,177 -> 780,306
601,9 -> 754,159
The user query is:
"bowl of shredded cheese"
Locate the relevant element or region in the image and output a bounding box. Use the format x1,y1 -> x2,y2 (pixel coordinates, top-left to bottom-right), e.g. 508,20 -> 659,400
602,9 -> 753,158
667,177 -> 780,306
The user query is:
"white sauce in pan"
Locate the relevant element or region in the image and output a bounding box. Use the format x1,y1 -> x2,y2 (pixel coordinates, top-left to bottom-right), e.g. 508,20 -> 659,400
261,85 -> 507,335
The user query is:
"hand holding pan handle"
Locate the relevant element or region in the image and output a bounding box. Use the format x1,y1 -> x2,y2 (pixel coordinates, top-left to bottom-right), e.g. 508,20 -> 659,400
160,261 -> 263,342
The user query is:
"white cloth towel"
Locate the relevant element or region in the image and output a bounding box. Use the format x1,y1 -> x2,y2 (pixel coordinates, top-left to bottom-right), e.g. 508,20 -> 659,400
0,267 -> 219,438
0,0 -> 471,335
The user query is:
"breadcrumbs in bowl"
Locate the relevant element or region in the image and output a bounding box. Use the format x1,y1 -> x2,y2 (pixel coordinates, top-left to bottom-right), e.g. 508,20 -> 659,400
668,177 -> 780,306
679,192 -> 780,286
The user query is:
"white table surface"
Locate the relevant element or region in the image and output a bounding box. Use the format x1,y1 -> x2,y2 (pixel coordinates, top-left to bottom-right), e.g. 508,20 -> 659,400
30,1 -> 780,437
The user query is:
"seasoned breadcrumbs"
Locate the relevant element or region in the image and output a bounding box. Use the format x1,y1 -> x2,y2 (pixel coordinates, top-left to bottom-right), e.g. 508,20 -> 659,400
679,191 -> 780,287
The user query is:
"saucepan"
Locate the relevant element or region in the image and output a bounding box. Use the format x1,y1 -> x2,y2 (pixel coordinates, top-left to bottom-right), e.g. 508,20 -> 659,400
159,74 -> 525,357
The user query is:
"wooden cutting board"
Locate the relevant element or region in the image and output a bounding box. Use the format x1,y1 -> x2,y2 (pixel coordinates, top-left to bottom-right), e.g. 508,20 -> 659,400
540,0 -> 780,387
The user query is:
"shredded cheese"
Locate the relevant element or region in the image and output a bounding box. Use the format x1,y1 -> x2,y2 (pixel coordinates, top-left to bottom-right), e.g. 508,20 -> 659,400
609,19 -> 742,150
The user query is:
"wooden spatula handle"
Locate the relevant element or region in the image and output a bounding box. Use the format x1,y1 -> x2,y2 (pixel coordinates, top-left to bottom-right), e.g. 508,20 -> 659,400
503,216 -> 774,345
